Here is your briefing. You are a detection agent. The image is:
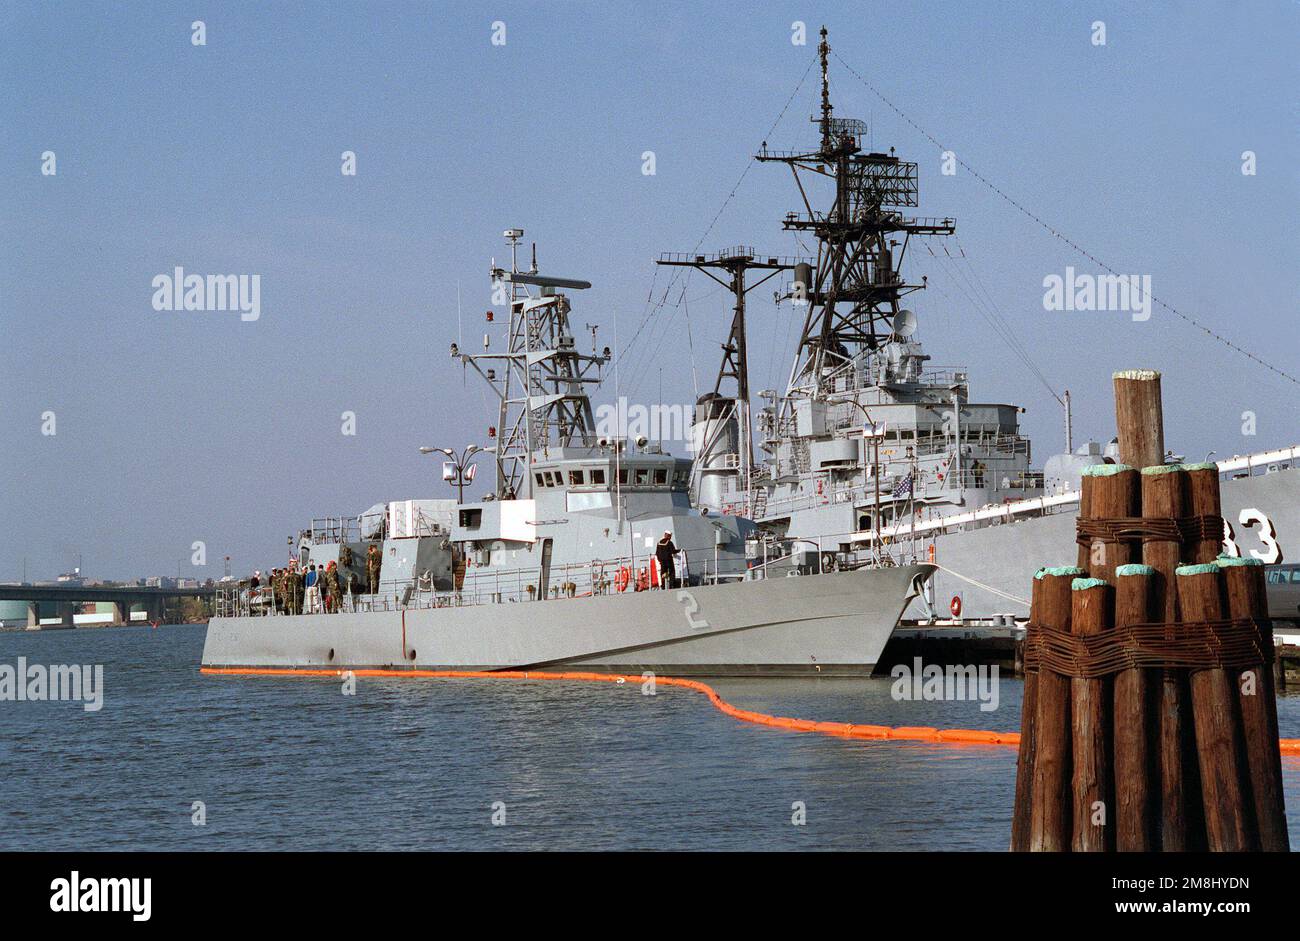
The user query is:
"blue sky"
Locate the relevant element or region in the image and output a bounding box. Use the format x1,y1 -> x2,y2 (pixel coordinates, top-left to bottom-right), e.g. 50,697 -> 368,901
2,1 -> 1296,580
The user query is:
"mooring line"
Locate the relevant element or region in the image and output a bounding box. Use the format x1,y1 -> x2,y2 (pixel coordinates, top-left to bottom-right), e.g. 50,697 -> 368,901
199,667 -> 1300,754
932,562 -> 1031,608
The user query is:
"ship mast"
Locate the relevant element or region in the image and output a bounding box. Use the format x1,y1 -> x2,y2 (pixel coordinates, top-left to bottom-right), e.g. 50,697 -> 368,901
758,26 -> 955,402
654,247 -> 806,486
454,229 -> 608,500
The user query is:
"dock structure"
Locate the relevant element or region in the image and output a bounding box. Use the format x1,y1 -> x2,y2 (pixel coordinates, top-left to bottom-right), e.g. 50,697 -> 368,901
1011,370 -> 1290,852
0,583 -> 213,628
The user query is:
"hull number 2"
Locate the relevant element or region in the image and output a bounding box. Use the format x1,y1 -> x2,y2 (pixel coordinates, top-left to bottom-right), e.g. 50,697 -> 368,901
677,590 -> 710,630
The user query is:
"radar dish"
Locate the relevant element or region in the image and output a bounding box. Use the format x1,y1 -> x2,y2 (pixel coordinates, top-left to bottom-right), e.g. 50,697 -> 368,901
892,309 -> 917,338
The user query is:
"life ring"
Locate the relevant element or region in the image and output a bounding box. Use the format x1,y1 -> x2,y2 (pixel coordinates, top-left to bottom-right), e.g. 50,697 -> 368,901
927,544 -> 936,563
950,595 -> 962,618
614,566 -> 631,593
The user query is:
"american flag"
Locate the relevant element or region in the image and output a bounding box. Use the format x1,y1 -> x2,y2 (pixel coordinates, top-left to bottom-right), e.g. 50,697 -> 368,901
891,472 -> 914,499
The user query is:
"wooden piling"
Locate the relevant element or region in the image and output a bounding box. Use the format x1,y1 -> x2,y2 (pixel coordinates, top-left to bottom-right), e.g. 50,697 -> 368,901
1113,369 -> 1165,470
1029,567 -> 1081,852
1184,462 -> 1223,565
1010,575 -> 1043,852
1139,463 -> 1202,851
1113,564 -> 1159,851
1012,367 -> 1284,853
1076,475 -> 1095,570
1176,564 -> 1259,851
1081,464 -> 1138,584
1218,557 -> 1290,851
1070,578 -> 1114,852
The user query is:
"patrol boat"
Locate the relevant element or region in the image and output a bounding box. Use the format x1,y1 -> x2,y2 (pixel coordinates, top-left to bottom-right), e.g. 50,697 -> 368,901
201,232 -> 933,676
665,28 -> 1300,628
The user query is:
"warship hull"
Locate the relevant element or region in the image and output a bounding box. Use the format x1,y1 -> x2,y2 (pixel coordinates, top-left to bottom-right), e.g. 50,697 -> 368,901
202,563 -> 932,677
914,464 -> 1299,622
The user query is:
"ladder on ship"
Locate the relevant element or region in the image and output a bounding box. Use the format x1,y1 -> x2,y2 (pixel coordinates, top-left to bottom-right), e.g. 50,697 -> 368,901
749,478 -> 768,518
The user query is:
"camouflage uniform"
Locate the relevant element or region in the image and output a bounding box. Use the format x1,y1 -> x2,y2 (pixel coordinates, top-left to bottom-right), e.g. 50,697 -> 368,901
324,566 -> 340,613
366,544 -> 382,594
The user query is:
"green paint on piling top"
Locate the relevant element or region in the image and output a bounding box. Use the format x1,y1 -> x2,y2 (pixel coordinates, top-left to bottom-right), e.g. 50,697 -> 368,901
1072,578 -> 1110,591
1081,463 -> 1133,477
1115,564 -> 1156,577
1140,463 -> 1184,476
1214,556 -> 1263,568
1175,563 -> 1220,577
1035,566 -> 1087,580
1113,369 -> 1161,381
1181,462 -> 1218,472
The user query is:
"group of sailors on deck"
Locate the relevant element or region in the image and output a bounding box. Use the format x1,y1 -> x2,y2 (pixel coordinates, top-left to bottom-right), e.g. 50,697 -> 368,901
245,543 -> 384,615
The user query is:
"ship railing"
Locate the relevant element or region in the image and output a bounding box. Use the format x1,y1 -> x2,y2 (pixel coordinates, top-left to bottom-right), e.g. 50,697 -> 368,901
848,490 -> 1082,547
1215,445 -> 1300,479
658,248 -> 811,267
356,552 -> 747,610
307,516 -> 363,545
944,469 -> 1043,492
214,581 -> 281,618
916,367 -> 969,386
755,536 -> 923,572
229,545 -> 789,619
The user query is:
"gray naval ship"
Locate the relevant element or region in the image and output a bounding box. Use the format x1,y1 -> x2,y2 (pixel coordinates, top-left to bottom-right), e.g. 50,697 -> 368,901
202,230 -> 933,676
670,28 -> 1300,629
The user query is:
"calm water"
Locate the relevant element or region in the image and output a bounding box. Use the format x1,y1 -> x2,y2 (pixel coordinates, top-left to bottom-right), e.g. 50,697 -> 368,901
1,624 -> 1297,851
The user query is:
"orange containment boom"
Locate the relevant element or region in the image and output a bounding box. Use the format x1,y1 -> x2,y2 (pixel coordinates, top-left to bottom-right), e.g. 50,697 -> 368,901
199,666 -> 1300,755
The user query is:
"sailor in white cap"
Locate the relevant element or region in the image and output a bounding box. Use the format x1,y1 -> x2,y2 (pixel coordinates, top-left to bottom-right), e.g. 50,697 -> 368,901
655,531 -> 678,589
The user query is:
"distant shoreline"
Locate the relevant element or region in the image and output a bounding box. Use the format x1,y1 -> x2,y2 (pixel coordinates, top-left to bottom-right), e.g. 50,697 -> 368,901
0,620 -> 208,634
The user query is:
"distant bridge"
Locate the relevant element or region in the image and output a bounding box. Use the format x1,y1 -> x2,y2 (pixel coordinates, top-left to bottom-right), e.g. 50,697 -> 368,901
0,583 -> 215,628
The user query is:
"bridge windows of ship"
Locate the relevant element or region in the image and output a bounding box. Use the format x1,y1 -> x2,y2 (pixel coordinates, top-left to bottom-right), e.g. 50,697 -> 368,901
530,463 -> 689,493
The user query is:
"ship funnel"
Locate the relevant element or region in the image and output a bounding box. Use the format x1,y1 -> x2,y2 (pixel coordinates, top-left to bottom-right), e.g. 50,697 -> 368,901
691,393 -> 740,511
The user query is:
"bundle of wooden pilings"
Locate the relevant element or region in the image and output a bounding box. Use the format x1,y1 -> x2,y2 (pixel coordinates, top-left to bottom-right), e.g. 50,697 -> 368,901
1010,370 -> 1289,852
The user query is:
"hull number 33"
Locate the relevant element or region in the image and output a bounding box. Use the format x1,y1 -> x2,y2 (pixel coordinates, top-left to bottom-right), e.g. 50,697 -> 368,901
1222,508 -> 1283,565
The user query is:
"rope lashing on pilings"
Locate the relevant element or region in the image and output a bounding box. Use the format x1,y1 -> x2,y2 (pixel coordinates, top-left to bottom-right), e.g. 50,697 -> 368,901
1074,515 -> 1223,546
1023,618 -> 1273,679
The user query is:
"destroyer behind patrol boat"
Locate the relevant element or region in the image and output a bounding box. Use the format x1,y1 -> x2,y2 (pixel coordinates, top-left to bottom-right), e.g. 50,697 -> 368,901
671,28 -> 1300,625
201,232 -> 933,676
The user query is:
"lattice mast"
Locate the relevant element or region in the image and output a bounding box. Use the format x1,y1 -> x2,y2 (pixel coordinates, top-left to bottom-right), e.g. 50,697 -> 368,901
757,27 -> 955,401
455,230 -> 607,499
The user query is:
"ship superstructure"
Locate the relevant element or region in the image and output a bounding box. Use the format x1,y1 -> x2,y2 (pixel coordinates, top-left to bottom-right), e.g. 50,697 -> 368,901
671,28 -> 1299,623
675,28 -> 1040,566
